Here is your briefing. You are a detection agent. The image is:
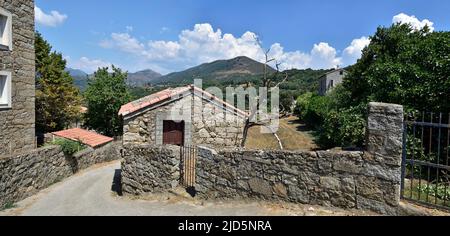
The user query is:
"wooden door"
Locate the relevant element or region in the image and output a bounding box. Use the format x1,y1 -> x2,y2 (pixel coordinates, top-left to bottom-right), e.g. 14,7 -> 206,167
163,120 -> 185,146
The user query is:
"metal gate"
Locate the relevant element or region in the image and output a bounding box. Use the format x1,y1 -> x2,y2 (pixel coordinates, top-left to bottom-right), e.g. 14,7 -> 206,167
180,145 -> 197,188
401,112 -> 450,211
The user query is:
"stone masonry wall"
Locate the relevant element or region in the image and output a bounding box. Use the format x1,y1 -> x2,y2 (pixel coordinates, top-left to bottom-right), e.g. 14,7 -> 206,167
0,0 -> 36,155
123,96 -> 190,146
0,146 -> 71,208
121,144 -> 181,195
120,102 -> 404,215
123,94 -> 246,148
195,102 -> 404,215
71,142 -> 122,172
196,148 -> 400,215
192,95 -> 245,147
0,142 -> 122,208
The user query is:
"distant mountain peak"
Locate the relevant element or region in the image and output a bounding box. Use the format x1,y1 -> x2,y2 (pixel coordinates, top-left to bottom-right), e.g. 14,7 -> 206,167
66,68 -> 88,77
154,56 -> 275,84
127,69 -> 162,86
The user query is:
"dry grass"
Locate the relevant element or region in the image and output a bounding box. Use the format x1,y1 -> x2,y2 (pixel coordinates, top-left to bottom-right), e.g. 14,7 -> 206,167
245,116 -> 317,151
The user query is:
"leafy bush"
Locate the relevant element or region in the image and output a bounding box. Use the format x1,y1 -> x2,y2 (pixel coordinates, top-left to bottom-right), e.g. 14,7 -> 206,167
295,93 -> 333,128
417,184 -> 450,201
317,108 -> 366,149
295,87 -> 366,149
294,92 -> 313,118
51,138 -> 86,156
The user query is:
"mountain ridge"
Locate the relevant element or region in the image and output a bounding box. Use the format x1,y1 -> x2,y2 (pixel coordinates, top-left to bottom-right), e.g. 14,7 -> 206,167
66,68 -> 163,90
154,56 -> 276,84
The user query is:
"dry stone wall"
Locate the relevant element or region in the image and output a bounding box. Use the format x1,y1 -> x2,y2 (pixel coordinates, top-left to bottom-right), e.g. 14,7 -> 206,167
196,147 -> 401,215
0,146 -> 71,208
120,102 -> 404,215
0,0 -> 36,155
71,142 -> 123,172
194,102 -> 404,215
0,142 -> 122,208
121,144 -> 181,195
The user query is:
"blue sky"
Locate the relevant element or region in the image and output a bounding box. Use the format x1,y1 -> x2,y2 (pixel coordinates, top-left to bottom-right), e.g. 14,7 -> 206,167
35,0 -> 450,74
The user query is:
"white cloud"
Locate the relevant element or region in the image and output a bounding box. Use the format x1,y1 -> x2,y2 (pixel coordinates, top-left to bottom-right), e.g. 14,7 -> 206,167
126,26 -> 134,32
68,57 -> 112,74
160,27 -> 170,34
393,13 -> 435,32
342,37 -> 370,65
35,6 -> 68,27
100,23 -> 374,72
310,42 -> 342,69
100,33 -> 145,55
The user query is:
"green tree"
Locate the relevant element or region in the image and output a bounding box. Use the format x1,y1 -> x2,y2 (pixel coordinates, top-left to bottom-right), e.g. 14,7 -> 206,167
84,66 -> 132,137
343,23 -> 450,112
35,32 -> 82,133
298,23 -> 450,149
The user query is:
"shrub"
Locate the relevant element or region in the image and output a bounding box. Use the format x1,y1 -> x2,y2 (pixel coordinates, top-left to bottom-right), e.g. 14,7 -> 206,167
294,88 -> 366,149
317,108 -> 366,149
51,138 -> 86,156
295,93 -> 333,128
294,92 -> 313,118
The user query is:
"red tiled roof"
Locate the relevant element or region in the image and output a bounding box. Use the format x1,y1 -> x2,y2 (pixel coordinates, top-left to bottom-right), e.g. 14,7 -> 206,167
118,86 -> 191,117
118,85 -> 248,117
52,128 -> 113,148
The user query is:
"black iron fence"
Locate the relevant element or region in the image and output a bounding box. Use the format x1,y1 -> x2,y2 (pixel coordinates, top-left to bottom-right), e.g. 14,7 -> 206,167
180,145 -> 197,188
401,112 -> 450,210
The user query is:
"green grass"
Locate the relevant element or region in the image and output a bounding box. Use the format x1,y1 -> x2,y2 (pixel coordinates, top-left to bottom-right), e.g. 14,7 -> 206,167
0,202 -> 17,211
403,179 -> 450,209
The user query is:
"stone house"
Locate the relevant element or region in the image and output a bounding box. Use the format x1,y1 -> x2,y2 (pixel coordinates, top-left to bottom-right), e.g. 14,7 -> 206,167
0,0 -> 35,155
318,68 -> 347,96
119,85 -> 248,148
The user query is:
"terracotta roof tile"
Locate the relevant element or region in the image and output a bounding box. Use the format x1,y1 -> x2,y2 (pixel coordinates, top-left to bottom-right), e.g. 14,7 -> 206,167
52,128 -> 113,148
118,86 -> 191,116
118,85 -> 248,117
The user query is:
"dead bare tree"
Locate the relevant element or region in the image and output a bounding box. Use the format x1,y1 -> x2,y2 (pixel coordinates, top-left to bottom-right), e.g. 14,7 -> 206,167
240,37 -> 290,149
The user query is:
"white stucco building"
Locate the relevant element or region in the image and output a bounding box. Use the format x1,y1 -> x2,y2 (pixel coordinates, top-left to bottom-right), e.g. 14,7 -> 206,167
318,69 -> 347,96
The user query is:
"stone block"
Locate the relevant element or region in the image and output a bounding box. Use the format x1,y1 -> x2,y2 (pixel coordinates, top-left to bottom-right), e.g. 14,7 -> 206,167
320,176 -> 340,190
248,178 -> 272,197
273,183 -> 288,198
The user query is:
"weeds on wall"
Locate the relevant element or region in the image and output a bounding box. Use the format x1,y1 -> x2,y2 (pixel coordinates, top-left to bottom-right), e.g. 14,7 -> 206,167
49,138 -> 86,156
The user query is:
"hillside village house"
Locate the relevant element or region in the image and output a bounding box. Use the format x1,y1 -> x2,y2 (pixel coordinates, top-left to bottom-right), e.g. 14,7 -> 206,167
318,68 -> 347,96
0,1 -> 35,155
119,85 -> 248,147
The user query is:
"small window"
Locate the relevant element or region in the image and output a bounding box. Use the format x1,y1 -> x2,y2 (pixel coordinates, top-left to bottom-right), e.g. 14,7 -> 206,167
0,8 -> 12,51
339,70 -> 344,76
330,80 -> 334,88
0,71 -> 12,109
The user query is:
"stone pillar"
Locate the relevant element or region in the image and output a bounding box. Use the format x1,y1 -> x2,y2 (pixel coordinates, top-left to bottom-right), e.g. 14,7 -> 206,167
360,102 -> 404,215
155,114 -> 164,145
366,102 -> 404,166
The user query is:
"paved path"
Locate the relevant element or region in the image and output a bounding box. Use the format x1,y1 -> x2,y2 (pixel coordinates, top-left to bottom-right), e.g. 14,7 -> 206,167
0,161 -> 374,216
